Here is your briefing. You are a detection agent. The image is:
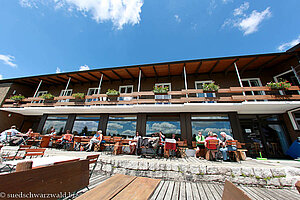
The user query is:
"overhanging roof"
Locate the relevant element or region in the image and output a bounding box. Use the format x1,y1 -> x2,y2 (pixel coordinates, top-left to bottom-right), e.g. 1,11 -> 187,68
0,51 -> 298,86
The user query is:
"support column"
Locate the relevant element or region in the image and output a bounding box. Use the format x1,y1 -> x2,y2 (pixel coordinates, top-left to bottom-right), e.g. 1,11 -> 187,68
228,112 -> 244,142
137,113 -> 146,137
180,113 -> 192,148
37,114 -> 48,133
183,64 -> 188,98
97,74 -> 104,94
65,114 -> 76,133
63,77 -> 71,96
137,69 -> 142,100
33,80 -> 43,97
234,62 -> 245,96
99,114 -> 109,135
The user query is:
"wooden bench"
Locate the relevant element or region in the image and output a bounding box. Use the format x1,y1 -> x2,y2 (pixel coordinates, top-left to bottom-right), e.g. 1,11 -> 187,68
237,142 -> 248,161
222,180 -> 251,200
0,160 -> 89,199
76,174 -> 161,200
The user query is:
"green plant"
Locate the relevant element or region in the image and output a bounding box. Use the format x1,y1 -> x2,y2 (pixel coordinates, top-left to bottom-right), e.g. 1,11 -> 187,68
153,85 -> 169,94
40,93 -> 55,100
10,95 -> 25,101
202,82 -> 220,92
106,89 -> 120,96
266,79 -> 291,90
72,92 -> 85,99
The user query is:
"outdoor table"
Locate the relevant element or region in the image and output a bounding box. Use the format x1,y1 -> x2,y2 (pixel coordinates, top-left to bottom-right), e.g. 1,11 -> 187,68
2,156 -> 79,172
165,139 -> 176,151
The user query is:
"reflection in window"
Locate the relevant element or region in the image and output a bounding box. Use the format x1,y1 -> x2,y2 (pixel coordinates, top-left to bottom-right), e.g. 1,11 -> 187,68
42,120 -> 67,135
191,121 -> 232,137
106,115 -> 137,138
191,114 -> 229,120
72,115 -> 100,136
146,121 -> 181,138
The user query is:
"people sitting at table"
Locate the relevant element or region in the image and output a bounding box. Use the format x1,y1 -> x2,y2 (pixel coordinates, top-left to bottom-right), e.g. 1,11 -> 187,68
219,132 -> 236,161
49,128 -> 56,136
204,131 -> 220,160
60,130 -> 74,149
25,128 -> 34,136
86,130 -> 104,152
157,131 -> 165,156
195,131 -> 205,159
129,131 -> 141,155
0,125 -> 28,145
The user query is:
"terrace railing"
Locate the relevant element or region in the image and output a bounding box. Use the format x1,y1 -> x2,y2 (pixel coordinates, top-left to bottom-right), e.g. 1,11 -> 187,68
2,86 -> 300,108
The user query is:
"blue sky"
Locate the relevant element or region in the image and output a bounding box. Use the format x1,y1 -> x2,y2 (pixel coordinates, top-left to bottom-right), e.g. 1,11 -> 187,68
0,0 -> 299,80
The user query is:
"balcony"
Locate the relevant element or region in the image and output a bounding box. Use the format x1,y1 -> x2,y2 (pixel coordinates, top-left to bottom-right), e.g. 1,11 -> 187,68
2,86 -> 300,108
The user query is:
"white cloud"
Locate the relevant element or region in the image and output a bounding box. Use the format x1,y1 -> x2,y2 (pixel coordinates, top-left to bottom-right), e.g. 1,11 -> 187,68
0,74 -> 3,80
56,67 -> 62,73
233,2 -> 249,16
79,64 -> 90,71
222,0 -> 233,4
174,15 -> 181,23
19,0 -> 144,30
222,2 -> 271,35
0,54 -> 17,67
277,35 -> 300,51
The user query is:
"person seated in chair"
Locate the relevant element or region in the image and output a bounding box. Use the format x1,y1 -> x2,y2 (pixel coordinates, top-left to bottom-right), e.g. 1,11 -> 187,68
60,130 -> 73,149
195,131 -> 205,159
219,132 -> 236,161
86,130 -> 104,152
204,132 -> 220,160
129,131 -> 141,155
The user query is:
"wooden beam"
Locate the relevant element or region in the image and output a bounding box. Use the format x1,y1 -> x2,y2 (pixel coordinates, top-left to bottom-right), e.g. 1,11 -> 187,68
14,80 -> 35,87
76,73 -> 93,82
67,75 -> 81,83
56,76 -> 68,82
38,78 -> 57,85
240,57 -> 259,74
153,65 -> 158,78
257,55 -> 281,74
47,77 -> 64,84
111,70 -> 123,81
101,72 -> 113,81
168,64 -> 171,78
209,60 -> 220,75
87,72 -> 100,81
225,59 -> 239,76
195,61 -> 202,74
125,69 -> 135,79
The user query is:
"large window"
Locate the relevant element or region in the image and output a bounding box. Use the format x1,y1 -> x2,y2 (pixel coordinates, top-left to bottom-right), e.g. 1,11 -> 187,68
146,115 -> 181,138
106,115 -> 137,138
191,114 -> 232,138
42,115 -> 68,135
72,115 -> 100,136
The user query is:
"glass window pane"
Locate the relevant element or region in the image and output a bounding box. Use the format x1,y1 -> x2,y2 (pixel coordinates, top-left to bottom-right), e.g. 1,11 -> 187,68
47,115 -> 68,120
146,121 -> 181,138
109,115 -> 137,120
76,115 -> 100,120
191,114 -> 229,120
106,121 -> 136,137
192,121 -> 232,137
42,120 -> 67,134
72,120 -> 99,136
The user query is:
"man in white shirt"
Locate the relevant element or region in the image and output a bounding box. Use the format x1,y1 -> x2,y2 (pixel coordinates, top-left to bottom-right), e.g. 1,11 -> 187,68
0,125 -> 21,144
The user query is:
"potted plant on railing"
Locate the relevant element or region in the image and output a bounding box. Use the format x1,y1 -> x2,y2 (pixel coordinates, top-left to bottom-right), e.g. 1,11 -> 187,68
72,92 -> 85,104
40,93 -> 55,103
266,79 -> 291,90
10,95 -> 25,106
153,85 -> 169,95
202,82 -> 220,93
106,89 -> 120,101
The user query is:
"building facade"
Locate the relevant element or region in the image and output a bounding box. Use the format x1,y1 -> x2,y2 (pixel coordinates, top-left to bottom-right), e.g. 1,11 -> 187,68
1,44 -> 300,158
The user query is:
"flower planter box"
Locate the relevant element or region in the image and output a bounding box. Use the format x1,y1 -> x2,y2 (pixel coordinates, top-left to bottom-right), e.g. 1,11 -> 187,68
154,92 -> 168,95
203,90 -> 218,93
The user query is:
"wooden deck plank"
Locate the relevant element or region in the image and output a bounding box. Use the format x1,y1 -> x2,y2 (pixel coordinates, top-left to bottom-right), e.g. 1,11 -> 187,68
149,180 -> 164,200
172,182 -> 180,200
164,181 -> 175,200
212,184 -> 223,199
179,182 -> 186,200
202,182 -> 216,200
258,188 -> 286,200
112,177 -> 161,200
191,182 -> 201,200
267,188 -> 299,200
76,174 -> 136,200
186,182 -> 194,200
239,186 -> 260,200
253,187 -> 278,200
155,180 -> 169,200
197,182 -> 208,200
245,186 -> 270,200
207,183 -> 221,200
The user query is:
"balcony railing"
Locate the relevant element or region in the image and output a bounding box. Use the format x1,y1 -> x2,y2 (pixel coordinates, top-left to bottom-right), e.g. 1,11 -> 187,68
2,86 -> 300,108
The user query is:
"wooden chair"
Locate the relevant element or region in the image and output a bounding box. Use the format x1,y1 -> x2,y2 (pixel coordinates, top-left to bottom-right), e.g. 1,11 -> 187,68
222,180 -> 251,200
205,139 -> 219,161
39,136 -> 51,148
54,158 -> 80,165
177,141 -> 188,158
237,142 -> 248,161
27,133 -> 42,146
226,140 -> 240,162
2,145 -> 32,160
24,148 -> 46,158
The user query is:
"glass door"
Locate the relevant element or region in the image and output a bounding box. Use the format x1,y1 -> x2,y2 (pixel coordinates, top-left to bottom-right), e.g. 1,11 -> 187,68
59,89 -> 72,102
87,88 -> 100,102
119,85 -> 133,101
154,83 -> 171,104
195,81 -> 215,103
241,78 -> 265,95
33,91 -> 48,103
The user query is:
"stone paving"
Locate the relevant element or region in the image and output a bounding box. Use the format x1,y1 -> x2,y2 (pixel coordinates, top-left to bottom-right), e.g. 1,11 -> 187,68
1,146 -> 300,189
